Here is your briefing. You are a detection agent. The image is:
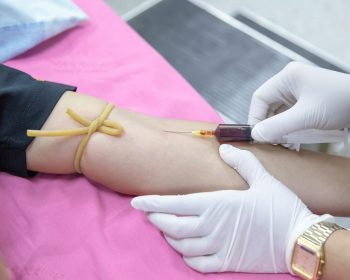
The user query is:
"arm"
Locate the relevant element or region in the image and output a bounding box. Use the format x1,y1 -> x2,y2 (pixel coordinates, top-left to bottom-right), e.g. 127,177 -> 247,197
26,91 -> 350,216
323,229 -> 350,280
130,145 -> 350,276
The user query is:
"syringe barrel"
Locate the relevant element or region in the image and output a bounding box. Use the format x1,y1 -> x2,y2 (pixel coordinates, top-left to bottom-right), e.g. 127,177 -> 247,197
215,124 -> 253,142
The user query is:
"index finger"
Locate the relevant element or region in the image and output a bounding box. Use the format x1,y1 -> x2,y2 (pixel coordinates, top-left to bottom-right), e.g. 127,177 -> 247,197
131,193 -> 207,215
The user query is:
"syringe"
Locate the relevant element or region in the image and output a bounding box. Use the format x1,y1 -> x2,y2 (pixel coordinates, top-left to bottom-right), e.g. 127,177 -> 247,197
165,124 -> 253,142
164,124 -> 348,145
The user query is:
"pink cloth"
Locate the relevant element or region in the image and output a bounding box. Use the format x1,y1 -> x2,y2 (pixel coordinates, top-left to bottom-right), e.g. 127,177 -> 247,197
1,0 -> 294,279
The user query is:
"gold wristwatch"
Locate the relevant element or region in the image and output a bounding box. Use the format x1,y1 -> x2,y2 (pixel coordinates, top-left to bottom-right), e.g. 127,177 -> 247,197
291,221 -> 345,280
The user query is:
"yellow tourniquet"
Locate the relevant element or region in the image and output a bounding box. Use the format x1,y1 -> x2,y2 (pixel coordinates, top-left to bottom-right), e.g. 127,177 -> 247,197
27,103 -> 123,173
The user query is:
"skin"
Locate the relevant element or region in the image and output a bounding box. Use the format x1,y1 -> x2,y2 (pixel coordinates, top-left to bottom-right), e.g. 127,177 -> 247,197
27,91 -> 350,216
322,230 -> 350,280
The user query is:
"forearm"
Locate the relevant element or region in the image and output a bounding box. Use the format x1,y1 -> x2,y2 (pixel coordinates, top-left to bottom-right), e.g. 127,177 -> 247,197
322,230 -> 350,280
237,144 -> 350,216
26,91 -> 350,215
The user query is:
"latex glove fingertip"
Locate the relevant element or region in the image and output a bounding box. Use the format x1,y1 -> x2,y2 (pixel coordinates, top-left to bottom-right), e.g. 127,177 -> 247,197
131,196 -> 159,211
130,197 -> 143,210
219,144 -> 239,155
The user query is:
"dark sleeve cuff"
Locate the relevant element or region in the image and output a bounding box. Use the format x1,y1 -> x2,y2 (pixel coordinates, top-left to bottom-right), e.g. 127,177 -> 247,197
0,64 -> 76,178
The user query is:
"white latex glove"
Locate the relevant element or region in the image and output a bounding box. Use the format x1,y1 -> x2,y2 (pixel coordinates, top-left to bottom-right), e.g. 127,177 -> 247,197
249,61 -> 350,143
131,145 -> 332,273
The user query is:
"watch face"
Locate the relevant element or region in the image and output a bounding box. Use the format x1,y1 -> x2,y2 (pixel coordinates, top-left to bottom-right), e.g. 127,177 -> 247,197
292,244 -> 319,279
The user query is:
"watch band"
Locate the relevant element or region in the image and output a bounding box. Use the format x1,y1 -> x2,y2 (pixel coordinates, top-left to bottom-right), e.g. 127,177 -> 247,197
302,221 -> 345,248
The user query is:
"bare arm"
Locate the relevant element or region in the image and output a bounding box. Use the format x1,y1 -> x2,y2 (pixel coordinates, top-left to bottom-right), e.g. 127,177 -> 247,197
26,91 -> 350,216
322,230 -> 350,280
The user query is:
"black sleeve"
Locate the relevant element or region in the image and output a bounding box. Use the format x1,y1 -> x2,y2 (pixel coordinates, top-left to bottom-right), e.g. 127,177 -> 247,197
0,64 -> 77,178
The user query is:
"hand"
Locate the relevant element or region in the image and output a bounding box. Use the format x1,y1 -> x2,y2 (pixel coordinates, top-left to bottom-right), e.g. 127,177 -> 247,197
131,144 -> 331,273
249,62 -> 350,143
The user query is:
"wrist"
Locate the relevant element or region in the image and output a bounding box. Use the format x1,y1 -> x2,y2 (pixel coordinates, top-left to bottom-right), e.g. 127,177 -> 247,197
286,214 -> 333,274
290,219 -> 345,280
322,229 -> 350,280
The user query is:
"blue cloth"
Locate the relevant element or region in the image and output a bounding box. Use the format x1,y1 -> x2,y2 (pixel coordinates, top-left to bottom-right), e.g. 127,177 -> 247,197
0,0 -> 87,62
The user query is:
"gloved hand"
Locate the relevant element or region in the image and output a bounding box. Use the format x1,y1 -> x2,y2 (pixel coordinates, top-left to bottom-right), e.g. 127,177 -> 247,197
249,61 -> 350,143
131,144 -> 332,273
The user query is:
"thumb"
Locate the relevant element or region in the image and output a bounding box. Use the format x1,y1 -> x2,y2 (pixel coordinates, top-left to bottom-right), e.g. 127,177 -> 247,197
219,144 -> 267,186
252,104 -> 306,143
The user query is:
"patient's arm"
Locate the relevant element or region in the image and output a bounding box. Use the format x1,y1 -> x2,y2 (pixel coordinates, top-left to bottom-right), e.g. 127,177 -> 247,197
26,91 -> 350,216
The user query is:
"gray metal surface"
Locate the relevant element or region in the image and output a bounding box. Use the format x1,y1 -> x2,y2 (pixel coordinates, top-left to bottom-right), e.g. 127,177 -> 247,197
233,12 -> 347,73
128,0 -> 291,123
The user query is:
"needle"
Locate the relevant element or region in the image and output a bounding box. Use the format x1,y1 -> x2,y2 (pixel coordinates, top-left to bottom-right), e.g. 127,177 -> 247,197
163,130 -> 193,134
164,130 -> 216,138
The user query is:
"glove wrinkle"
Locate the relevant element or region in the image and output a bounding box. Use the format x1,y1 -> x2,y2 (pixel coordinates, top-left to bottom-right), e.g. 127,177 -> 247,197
236,194 -> 256,272
269,195 -> 277,273
221,196 -> 245,272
